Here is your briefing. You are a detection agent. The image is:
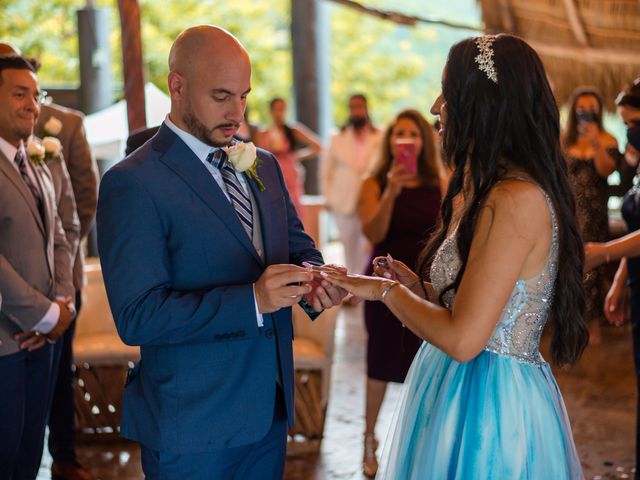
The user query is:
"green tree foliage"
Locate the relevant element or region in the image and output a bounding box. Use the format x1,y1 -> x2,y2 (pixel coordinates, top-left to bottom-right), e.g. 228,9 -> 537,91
328,2 -> 424,128
0,0 -> 478,130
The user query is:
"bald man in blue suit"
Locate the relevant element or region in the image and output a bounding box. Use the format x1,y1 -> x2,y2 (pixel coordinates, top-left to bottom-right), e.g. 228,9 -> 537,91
96,25 -> 345,479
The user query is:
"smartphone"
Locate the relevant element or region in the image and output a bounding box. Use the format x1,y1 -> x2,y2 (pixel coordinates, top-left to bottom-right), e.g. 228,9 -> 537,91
394,140 -> 418,177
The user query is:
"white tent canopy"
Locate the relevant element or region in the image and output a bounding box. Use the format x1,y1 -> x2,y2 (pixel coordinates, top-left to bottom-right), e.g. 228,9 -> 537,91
84,82 -> 170,160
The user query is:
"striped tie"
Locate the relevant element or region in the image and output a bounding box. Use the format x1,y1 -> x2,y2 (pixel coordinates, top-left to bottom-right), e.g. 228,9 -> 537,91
208,149 -> 253,239
15,149 -> 44,219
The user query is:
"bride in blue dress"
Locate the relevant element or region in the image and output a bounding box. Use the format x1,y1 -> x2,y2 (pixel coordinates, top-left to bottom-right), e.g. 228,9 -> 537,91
322,34 -> 588,479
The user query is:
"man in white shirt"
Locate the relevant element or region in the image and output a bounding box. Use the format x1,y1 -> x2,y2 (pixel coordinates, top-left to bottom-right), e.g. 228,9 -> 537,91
321,94 -> 383,276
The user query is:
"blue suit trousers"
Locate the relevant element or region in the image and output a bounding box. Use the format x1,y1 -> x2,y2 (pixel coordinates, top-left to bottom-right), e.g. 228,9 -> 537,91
140,386 -> 288,480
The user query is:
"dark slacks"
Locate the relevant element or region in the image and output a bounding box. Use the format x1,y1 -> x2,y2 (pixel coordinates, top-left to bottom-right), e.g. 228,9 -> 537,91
0,343 -> 56,480
628,257 -> 640,479
141,386 -> 288,480
47,291 -> 82,463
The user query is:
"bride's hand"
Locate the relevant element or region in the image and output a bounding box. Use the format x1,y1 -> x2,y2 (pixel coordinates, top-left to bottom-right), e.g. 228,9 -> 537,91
372,255 -> 419,287
320,270 -> 392,301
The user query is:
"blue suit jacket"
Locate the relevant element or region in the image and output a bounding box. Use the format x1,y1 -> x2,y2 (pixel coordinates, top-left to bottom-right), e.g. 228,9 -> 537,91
96,124 -> 323,453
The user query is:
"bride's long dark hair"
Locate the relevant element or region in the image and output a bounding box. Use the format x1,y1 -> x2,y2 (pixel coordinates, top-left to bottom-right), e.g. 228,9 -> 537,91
418,34 -> 588,366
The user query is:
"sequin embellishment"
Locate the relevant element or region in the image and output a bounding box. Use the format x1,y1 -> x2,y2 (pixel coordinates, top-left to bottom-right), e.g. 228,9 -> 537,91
430,191 -> 558,365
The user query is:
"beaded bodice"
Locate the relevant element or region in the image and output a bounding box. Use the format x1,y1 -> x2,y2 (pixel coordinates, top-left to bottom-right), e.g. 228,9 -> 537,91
430,190 -> 558,365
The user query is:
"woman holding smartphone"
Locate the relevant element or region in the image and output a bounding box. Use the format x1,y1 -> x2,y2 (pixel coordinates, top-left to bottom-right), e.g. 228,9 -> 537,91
563,87 -> 620,344
356,109 -> 444,477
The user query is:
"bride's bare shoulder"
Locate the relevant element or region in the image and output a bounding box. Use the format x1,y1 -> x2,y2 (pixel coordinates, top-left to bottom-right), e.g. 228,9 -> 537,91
482,179 -> 551,233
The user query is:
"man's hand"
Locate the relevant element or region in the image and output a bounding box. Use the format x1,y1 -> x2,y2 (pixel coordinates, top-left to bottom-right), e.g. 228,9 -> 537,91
45,300 -> 74,342
14,331 -> 47,352
302,263 -> 349,312
255,265 -> 314,314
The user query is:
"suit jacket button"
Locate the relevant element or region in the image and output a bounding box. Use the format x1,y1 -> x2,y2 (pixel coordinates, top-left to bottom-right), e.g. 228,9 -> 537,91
238,331 -> 245,337
266,329 -> 275,338
214,334 -> 222,340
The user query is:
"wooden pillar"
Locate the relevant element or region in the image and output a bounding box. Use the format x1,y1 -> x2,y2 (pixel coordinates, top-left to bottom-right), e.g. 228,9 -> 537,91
117,0 -> 146,132
291,0 -> 321,194
77,5 -> 113,114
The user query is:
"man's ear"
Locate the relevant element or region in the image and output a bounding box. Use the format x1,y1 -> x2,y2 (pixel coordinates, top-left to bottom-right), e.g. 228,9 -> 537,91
168,71 -> 185,101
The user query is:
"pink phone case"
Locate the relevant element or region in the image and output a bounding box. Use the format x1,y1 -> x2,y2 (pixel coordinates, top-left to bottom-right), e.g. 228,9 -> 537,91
395,141 -> 418,177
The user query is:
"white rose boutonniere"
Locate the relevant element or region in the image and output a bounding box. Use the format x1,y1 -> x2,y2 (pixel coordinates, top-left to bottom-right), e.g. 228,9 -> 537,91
26,139 -> 45,165
223,141 -> 265,192
43,136 -> 63,161
43,116 -> 63,137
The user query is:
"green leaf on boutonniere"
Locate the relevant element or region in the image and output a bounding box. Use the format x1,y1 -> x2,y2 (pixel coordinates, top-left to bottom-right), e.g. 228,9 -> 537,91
247,157 -> 265,192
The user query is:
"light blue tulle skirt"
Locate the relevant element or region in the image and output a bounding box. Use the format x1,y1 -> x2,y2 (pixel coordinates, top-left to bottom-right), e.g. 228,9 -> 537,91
378,342 -> 584,479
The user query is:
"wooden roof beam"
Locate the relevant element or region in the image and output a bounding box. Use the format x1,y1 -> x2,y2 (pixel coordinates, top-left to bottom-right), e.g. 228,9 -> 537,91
561,0 -> 589,47
530,41 -> 640,65
496,0 -> 515,32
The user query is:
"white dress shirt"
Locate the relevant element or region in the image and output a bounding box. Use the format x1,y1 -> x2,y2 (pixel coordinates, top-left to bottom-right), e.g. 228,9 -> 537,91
164,116 -> 264,327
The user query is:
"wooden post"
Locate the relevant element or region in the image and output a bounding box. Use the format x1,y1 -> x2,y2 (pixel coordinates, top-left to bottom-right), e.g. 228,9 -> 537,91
77,5 -> 113,114
291,0 -> 321,194
117,0 -> 146,133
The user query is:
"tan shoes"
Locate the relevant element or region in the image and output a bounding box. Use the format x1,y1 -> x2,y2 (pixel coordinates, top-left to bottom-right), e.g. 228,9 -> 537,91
363,432 -> 379,478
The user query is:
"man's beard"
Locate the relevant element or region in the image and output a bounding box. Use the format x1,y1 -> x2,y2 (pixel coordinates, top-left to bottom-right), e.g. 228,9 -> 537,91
350,115 -> 368,129
183,103 -> 235,147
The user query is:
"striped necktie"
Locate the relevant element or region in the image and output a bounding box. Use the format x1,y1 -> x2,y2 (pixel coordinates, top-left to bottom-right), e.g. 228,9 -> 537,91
14,149 -> 44,219
207,149 -> 254,239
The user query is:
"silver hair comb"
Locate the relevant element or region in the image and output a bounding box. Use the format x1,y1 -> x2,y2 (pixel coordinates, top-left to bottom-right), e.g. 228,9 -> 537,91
474,35 -> 498,84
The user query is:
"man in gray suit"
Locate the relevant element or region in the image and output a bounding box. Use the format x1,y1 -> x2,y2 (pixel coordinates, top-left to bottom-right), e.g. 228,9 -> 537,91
0,42 -> 98,480
0,54 -> 76,479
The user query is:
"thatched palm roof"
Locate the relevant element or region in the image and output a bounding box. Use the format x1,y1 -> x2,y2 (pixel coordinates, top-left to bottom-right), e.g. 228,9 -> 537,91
478,0 -> 640,111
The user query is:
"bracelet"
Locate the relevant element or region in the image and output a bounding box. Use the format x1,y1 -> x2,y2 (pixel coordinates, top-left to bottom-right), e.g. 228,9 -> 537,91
381,282 -> 400,302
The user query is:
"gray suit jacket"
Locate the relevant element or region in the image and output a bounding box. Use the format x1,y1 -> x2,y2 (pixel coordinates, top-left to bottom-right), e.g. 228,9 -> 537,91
0,149 -> 75,356
46,153 -> 80,267
36,103 -> 98,289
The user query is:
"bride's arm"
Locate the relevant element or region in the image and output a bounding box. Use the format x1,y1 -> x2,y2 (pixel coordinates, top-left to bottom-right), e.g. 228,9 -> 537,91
327,181 -> 547,363
383,183 -> 545,361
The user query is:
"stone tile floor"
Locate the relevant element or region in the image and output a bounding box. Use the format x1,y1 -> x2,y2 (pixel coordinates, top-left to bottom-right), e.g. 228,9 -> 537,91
35,243 -> 637,479
37,304 -> 637,480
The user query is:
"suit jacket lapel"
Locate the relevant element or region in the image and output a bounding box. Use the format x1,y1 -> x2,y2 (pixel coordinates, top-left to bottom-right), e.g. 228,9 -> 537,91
245,160 -> 274,265
154,126 -> 262,265
0,152 -> 45,235
32,166 -> 56,278
33,166 -> 54,236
